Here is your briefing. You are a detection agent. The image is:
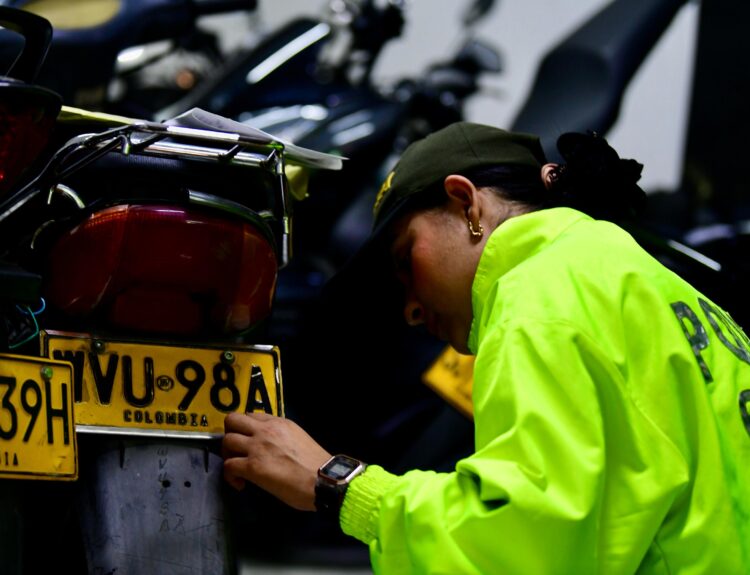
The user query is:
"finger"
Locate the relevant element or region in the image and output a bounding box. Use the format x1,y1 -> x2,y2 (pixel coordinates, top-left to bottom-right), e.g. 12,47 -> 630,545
224,411 -> 246,431
221,432 -> 250,458
221,444 -> 241,460
224,412 -> 259,434
223,459 -> 247,491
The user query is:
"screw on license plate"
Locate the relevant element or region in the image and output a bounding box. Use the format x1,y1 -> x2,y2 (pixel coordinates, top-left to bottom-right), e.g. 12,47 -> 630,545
40,365 -> 54,380
222,351 -> 235,364
92,340 -> 106,353
157,375 -> 174,391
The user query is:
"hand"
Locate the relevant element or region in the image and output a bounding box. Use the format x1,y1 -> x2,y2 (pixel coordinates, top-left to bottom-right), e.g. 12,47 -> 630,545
222,412 -> 332,511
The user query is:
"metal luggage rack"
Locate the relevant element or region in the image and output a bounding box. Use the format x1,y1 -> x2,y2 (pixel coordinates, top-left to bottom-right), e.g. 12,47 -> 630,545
0,121 -> 298,265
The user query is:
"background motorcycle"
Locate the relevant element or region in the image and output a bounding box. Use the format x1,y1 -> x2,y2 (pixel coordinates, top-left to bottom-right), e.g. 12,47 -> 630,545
0,0 -> 258,114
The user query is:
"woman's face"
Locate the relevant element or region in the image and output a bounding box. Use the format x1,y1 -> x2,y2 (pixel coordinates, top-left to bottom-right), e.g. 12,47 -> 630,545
385,170 -> 539,353
388,199 -> 484,354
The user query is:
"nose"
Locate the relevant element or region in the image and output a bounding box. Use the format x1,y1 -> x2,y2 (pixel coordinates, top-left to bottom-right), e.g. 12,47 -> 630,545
403,295 -> 424,326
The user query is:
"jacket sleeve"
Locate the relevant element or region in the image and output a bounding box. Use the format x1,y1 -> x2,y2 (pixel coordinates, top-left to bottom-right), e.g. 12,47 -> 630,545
339,319 -> 688,574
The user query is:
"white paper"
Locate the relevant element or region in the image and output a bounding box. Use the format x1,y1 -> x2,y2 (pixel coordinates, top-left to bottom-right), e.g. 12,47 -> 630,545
166,107 -> 345,171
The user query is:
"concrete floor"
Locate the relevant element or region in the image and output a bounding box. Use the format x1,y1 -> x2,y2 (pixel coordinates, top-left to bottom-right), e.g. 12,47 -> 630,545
240,563 -> 373,575
238,540 -> 374,574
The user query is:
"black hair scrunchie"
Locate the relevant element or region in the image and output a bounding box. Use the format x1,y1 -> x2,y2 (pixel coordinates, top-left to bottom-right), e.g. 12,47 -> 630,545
552,131 -> 646,223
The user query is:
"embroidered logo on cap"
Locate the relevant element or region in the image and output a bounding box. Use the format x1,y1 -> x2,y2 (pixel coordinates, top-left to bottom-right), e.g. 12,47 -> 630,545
373,171 -> 395,216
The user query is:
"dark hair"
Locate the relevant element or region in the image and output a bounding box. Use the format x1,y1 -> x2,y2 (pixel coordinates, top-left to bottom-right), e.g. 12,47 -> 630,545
397,163 -> 547,219
400,131 -> 646,225
464,164 -> 549,211
468,132 -> 646,224
551,131 -> 646,223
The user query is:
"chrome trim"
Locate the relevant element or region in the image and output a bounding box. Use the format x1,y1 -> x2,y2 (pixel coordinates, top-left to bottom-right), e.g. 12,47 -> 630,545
48,183 -> 86,209
245,23 -> 331,84
331,121 -> 376,147
666,238 -> 722,272
76,425 -> 221,440
139,139 -> 269,166
270,149 -> 293,267
187,190 -> 274,234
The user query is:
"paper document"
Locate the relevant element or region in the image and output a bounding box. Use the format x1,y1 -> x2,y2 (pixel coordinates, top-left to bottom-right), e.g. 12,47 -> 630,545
167,107 -> 345,171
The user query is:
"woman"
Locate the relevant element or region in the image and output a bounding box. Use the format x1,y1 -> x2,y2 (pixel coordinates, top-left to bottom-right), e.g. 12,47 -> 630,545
222,122 -> 750,574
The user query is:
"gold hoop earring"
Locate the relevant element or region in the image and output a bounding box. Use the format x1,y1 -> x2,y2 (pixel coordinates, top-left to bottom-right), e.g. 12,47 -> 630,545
467,219 -> 484,239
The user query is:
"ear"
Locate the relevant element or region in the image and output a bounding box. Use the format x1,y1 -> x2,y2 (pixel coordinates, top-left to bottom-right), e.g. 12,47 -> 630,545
443,174 -> 480,220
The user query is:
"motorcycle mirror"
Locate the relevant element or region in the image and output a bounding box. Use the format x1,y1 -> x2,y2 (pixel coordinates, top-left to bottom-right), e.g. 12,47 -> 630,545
452,38 -> 502,74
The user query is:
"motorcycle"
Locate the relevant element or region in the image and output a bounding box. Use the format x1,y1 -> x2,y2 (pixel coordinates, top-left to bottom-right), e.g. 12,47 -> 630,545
0,0 -> 258,114
0,6 -> 344,573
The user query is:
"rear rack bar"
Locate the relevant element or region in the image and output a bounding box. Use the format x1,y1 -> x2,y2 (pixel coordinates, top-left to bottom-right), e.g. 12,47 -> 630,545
0,121 -> 297,266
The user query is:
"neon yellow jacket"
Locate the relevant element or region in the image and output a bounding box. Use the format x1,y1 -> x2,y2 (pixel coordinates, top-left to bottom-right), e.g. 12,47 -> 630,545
340,208 -> 750,574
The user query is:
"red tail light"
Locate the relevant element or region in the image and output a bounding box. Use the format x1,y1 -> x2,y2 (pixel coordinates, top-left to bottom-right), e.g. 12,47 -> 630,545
0,82 -> 60,196
43,204 -> 278,336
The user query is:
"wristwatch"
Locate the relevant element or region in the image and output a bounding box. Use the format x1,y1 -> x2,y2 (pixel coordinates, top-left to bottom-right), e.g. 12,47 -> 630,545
315,454 -> 368,518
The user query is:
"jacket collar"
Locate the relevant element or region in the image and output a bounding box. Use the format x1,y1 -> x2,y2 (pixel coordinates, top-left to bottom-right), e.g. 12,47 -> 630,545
467,207 -> 591,353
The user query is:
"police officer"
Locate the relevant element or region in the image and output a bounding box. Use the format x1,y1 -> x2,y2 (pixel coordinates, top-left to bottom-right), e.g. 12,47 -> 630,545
223,122 -> 750,574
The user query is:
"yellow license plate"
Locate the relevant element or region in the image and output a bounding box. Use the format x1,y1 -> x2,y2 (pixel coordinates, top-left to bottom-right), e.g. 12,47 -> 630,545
41,330 -> 283,437
422,345 -> 475,419
0,353 -> 77,480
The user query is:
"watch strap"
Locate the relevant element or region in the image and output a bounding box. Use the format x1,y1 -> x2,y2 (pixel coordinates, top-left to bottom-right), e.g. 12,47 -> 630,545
314,478 -> 348,519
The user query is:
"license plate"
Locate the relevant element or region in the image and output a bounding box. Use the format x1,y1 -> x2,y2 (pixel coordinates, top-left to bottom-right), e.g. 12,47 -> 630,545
422,345 -> 475,419
0,353 -> 77,480
41,330 -> 284,438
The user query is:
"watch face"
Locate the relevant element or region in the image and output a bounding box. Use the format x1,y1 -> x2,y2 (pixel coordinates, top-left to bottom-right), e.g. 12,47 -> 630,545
321,455 -> 361,480
328,461 -> 354,480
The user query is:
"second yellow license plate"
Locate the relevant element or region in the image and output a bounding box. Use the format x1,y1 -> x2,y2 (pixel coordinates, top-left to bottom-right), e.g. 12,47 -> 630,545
41,330 -> 283,437
0,353 -> 77,480
422,345 -> 475,419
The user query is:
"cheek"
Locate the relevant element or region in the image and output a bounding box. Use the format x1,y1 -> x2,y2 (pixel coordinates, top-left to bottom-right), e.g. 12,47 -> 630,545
410,246 -> 448,301
408,260 -> 429,299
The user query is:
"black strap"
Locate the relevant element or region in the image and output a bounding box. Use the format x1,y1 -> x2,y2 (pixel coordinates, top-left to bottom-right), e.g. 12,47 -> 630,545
314,477 -> 347,520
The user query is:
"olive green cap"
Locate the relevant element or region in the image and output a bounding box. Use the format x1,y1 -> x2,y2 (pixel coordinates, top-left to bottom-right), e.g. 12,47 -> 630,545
372,121 -> 547,230
323,121 -> 547,309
